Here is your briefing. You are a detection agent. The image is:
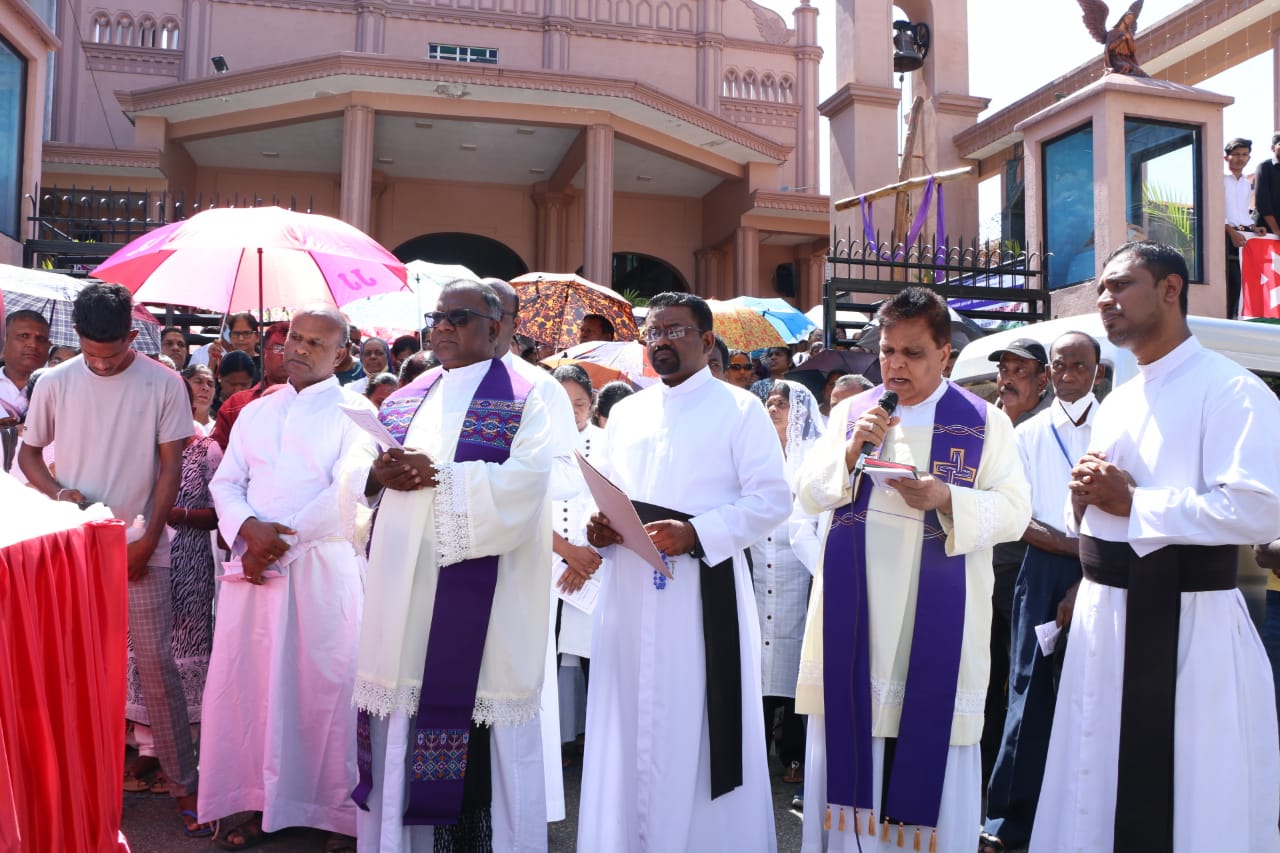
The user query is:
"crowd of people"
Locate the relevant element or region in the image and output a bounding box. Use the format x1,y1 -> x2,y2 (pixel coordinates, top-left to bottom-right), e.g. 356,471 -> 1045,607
2,238 -> 1279,853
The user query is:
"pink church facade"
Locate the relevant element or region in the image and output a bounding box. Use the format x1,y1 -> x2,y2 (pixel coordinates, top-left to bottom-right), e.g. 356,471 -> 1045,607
30,0 -> 830,304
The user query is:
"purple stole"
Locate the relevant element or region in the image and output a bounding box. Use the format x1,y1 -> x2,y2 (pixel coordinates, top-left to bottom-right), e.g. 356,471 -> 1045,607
822,382 -> 987,835
351,358 -> 532,827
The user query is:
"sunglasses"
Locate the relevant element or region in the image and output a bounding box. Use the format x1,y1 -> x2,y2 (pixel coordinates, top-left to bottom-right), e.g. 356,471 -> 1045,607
727,363 -> 754,372
424,308 -> 498,328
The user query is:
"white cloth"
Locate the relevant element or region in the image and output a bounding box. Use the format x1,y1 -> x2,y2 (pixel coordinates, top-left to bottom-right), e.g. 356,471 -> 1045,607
794,381 -> 1031,743
751,523 -> 811,698
353,358 -> 556,724
801,716 -> 980,853
505,350 -> 580,502
1226,172 -> 1254,227
1034,336 -> 1280,853
200,376 -> 376,835
1017,392 -> 1096,529
356,711 -> 548,853
0,371 -> 26,419
577,367 -> 790,852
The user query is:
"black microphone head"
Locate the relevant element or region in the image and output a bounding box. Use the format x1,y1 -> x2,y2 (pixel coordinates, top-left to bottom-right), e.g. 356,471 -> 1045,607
878,390 -> 899,415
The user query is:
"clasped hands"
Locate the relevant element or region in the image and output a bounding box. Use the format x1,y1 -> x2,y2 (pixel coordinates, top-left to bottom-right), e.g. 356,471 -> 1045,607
587,512 -> 697,557
1068,451 -> 1135,517
371,447 -> 438,492
238,517 -> 296,585
844,404 -> 951,513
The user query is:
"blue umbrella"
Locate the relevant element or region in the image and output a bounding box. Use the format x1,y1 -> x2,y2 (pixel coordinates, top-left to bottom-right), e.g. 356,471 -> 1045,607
725,296 -> 817,344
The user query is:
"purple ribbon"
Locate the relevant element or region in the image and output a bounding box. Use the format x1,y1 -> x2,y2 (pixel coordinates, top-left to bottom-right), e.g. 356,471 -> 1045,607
351,358 -> 532,826
822,381 -> 986,828
896,177 -> 936,262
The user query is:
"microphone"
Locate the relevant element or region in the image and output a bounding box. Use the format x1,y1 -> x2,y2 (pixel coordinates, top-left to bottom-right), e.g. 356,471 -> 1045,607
856,391 -> 899,458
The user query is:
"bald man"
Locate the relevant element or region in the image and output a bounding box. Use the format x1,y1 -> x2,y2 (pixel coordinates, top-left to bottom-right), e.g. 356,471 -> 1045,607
202,306 -> 377,851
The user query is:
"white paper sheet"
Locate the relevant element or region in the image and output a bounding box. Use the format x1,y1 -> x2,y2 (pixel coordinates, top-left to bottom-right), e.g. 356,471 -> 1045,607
1035,620 -> 1061,656
555,567 -> 602,614
574,450 -> 672,578
339,403 -> 403,449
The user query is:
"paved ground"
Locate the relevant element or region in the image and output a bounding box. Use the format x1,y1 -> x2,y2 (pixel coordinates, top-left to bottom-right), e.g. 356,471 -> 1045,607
120,752 -> 806,852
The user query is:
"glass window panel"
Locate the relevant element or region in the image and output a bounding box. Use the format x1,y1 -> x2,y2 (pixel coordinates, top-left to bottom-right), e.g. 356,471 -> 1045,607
0,36 -> 24,240
1043,123 -> 1095,290
1124,118 -> 1200,281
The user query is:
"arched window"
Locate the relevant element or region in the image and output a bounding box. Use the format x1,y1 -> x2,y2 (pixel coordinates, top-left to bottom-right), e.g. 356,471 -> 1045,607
760,73 -> 777,102
138,17 -> 157,48
115,14 -> 134,46
722,68 -> 739,98
160,19 -> 180,50
92,12 -> 112,44
742,70 -> 757,100
779,75 -> 795,104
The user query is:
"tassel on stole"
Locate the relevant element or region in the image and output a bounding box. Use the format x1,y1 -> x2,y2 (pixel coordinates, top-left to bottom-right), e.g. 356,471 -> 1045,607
881,818 -> 889,841
824,806 -> 831,831
929,829 -> 937,853
913,826 -> 921,850
838,808 -> 846,832
897,823 -> 904,847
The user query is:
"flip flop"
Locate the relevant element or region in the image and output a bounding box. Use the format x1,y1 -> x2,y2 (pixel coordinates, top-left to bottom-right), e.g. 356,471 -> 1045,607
180,810 -> 214,838
122,771 -> 153,793
217,815 -> 275,850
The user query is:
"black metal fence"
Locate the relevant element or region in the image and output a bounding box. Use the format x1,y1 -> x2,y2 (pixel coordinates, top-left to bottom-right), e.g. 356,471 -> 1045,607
823,229 -> 1049,344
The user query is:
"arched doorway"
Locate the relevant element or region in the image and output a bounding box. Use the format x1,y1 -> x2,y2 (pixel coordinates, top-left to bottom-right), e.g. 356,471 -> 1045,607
392,233 -> 529,281
576,252 -> 688,302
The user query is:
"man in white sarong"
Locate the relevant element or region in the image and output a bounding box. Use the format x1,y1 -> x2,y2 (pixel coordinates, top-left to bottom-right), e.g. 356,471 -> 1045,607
353,281 -> 556,852
579,292 -> 791,852
1032,241 -> 1280,853
795,287 -> 1030,853
203,307 -> 376,852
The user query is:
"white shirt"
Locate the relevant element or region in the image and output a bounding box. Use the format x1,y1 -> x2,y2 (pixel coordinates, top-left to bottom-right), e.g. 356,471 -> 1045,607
1226,173 -> 1254,227
1017,392 -> 1096,533
0,371 -> 26,419
1079,336 -> 1280,555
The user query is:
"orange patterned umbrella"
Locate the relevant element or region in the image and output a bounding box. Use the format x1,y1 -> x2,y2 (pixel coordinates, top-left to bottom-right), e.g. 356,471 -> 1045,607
511,273 -> 638,351
706,299 -> 788,351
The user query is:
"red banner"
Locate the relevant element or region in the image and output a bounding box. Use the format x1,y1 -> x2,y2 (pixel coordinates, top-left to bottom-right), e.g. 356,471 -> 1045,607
1241,237 -> 1280,319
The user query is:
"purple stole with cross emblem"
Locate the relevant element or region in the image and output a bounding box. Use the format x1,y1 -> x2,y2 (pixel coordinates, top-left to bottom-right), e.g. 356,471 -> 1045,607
821,381 -> 986,838
351,358 -> 531,829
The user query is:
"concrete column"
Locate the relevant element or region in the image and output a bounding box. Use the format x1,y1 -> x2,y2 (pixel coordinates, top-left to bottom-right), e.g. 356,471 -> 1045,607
793,1 -> 820,191
734,225 -> 760,296
694,246 -> 723,297
542,0 -> 571,70
340,105 -> 375,233
356,0 -> 387,54
796,242 -> 826,310
582,124 -> 615,287
532,187 -> 571,272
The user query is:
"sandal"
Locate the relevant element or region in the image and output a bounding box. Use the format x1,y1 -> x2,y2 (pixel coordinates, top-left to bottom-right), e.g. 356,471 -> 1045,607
324,833 -> 357,853
978,832 -> 1007,853
217,814 -> 275,850
782,761 -> 804,784
180,809 -> 215,838
148,775 -> 171,796
122,756 -> 160,793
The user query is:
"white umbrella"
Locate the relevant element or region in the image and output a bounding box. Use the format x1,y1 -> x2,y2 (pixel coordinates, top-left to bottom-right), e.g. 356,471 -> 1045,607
342,260 -> 480,337
0,264 -> 161,354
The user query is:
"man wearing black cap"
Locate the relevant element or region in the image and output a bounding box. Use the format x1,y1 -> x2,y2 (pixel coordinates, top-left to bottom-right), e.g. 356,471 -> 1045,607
981,338 -> 1050,787
1255,132 -> 1280,237
1225,137 -> 1265,318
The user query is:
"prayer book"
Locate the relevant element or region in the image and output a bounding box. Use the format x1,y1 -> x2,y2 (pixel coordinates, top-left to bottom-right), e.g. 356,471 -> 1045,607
574,450 -> 672,578
859,456 -> 920,490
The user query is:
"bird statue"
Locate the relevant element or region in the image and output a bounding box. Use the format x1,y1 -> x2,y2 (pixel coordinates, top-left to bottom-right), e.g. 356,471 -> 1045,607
1077,0 -> 1148,77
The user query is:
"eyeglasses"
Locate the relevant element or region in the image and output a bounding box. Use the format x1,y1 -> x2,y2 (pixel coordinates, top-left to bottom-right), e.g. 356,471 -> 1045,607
727,363 -> 754,372
229,330 -> 257,339
641,324 -> 702,343
424,308 -> 498,328
267,344 -> 286,354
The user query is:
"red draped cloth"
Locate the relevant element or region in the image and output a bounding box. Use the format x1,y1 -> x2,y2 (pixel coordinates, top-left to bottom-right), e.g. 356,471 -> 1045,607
0,520 -> 130,853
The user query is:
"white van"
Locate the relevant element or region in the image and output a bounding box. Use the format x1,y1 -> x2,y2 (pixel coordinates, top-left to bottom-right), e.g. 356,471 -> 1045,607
951,313 -> 1280,630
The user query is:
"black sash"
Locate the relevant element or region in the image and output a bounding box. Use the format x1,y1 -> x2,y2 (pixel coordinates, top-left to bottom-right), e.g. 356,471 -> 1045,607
632,500 -> 743,799
1077,535 -> 1237,852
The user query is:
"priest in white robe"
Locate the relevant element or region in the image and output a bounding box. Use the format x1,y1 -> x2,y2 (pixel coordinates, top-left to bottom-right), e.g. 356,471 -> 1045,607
794,287 -> 1029,853
202,307 -> 377,850
1032,242 -> 1280,853
578,292 -> 791,852
353,281 -> 556,853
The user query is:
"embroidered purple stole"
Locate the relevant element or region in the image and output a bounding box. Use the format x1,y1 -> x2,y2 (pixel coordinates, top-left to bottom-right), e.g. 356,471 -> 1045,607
822,382 -> 987,831
350,358 -> 531,827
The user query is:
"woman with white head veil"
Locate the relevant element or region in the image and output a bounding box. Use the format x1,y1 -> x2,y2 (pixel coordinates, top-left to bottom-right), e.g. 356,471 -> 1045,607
753,378 -> 824,790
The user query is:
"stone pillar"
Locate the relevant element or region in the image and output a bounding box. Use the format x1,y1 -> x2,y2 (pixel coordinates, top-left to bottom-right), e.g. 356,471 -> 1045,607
356,0 -> 387,54
694,246 -> 724,297
532,187 -> 571,272
340,105 -> 375,232
734,225 -> 760,296
582,124 -> 615,287
793,1 -> 820,190
695,0 -> 724,111
542,0 -> 571,70
796,242 -> 826,310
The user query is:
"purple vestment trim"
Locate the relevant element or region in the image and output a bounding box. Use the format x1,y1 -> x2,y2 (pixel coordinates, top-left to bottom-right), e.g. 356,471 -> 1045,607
350,358 -> 532,827
822,382 -> 987,829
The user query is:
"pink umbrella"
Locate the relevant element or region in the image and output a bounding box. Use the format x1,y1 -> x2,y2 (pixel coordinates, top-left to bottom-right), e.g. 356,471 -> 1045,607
92,206 -> 408,316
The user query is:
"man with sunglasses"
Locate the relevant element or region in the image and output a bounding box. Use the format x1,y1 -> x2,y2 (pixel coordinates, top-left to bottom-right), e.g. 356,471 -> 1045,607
579,292 -> 791,851
354,280 -> 559,852
209,321 -> 290,451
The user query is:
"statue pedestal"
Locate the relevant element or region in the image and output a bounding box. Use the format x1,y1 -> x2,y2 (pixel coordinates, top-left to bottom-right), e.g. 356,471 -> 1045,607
1018,74 -> 1232,317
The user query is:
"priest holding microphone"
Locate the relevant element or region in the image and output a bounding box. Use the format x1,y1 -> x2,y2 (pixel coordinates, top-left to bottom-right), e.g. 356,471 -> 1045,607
793,287 -> 1030,853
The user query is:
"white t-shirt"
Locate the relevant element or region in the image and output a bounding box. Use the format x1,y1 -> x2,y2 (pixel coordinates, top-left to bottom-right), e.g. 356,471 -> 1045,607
1225,173 -> 1254,228
24,354 -> 193,567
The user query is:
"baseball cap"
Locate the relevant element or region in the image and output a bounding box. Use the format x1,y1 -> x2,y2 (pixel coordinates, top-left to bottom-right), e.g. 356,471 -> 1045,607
987,337 -> 1048,366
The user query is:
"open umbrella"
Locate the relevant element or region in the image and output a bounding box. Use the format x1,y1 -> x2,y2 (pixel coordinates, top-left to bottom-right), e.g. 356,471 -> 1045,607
91,206 -> 408,317
511,273 -> 638,351
0,264 -> 161,354
546,341 -> 659,388
852,304 -> 986,353
784,348 -> 882,399
342,260 -> 479,339
705,299 -> 787,351
724,296 -> 817,344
